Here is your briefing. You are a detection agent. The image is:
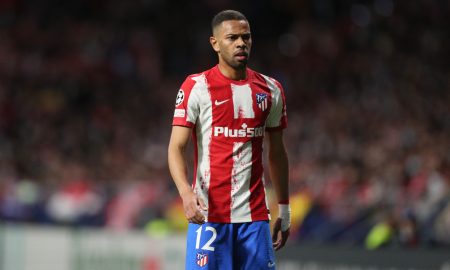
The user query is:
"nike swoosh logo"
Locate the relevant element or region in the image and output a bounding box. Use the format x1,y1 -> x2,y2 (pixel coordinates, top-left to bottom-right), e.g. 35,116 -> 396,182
215,99 -> 229,106
268,262 -> 276,268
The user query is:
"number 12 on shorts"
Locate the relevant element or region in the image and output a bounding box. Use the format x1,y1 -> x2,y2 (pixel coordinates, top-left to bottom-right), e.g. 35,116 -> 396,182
195,226 -> 217,251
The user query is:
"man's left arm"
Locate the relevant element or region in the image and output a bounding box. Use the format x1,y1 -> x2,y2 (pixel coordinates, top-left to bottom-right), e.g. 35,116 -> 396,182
266,129 -> 290,251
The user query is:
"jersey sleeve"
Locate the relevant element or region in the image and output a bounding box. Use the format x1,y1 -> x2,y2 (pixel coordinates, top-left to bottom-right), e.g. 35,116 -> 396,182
172,75 -> 201,127
266,79 -> 287,131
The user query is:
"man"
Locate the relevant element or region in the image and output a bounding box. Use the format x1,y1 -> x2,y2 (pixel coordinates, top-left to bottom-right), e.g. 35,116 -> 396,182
168,10 -> 290,270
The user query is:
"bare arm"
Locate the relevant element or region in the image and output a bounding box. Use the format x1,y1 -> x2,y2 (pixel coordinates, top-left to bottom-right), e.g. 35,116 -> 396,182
266,130 -> 290,250
267,130 -> 289,202
168,125 -> 206,224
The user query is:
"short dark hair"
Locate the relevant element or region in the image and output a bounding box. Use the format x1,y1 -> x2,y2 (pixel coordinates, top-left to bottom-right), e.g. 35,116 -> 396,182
211,10 -> 248,33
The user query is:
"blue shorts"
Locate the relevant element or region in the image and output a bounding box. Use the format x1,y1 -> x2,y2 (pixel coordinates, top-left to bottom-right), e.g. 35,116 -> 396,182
185,221 -> 276,270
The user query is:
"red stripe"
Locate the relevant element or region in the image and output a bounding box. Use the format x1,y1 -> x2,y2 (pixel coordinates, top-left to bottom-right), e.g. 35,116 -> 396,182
207,80 -> 233,223
249,74 -> 272,221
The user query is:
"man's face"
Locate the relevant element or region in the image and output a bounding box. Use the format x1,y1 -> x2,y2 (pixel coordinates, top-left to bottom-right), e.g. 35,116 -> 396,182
210,20 -> 252,70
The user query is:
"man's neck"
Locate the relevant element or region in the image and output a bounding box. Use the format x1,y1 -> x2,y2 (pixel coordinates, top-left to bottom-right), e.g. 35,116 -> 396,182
218,62 -> 247,81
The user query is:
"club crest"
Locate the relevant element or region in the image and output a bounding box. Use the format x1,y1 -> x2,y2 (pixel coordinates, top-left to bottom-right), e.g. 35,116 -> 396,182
256,93 -> 268,111
196,253 -> 208,267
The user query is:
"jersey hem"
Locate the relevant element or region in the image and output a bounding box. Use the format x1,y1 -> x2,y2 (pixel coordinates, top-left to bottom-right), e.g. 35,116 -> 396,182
172,122 -> 194,128
265,125 -> 286,132
206,216 -> 270,223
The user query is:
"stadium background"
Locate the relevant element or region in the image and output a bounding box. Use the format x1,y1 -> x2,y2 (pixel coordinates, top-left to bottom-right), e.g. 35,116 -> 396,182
0,0 -> 449,269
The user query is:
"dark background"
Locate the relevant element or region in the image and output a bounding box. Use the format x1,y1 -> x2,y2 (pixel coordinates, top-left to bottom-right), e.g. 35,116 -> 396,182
0,0 -> 449,248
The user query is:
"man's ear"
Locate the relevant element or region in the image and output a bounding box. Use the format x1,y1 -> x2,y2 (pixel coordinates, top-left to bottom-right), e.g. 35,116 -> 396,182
210,36 -> 220,53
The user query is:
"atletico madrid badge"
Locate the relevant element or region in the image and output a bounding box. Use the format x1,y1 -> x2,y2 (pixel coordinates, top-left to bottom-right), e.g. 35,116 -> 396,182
256,93 -> 268,111
196,253 -> 209,267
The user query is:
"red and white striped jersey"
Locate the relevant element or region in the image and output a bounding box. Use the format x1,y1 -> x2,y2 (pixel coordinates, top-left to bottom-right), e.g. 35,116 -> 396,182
172,65 -> 287,223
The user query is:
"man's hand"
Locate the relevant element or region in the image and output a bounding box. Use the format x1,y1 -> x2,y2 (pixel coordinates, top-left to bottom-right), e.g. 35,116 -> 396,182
181,190 -> 207,224
272,204 -> 291,251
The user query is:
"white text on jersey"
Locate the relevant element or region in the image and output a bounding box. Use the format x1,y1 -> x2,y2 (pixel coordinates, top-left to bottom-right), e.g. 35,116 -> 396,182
213,124 -> 264,138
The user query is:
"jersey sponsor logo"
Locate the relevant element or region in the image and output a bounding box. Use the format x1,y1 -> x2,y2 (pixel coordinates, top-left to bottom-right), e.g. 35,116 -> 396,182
196,253 -> 208,267
256,93 -> 268,111
268,260 -> 276,268
174,109 -> 185,118
214,99 -> 229,106
175,89 -> 184,106
213,123 -> 264,138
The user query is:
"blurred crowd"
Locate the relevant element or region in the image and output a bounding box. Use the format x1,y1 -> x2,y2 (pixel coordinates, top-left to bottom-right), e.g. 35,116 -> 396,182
0,0 -> 449,249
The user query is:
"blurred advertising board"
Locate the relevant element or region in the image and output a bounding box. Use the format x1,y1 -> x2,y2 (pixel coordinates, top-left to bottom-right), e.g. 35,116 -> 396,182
0,224 -> 185,270
276,244 -> 450,270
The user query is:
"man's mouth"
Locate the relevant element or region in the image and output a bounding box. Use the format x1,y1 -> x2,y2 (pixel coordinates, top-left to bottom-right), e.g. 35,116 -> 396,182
235,51 -> 248,60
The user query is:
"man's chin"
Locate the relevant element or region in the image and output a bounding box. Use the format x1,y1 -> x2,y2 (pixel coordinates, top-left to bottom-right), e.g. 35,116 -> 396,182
223,58 -> 248,70
233,60 -> 248,69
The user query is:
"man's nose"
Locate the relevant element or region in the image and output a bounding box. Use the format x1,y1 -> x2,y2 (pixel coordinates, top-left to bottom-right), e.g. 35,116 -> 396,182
236,37 -> 246,47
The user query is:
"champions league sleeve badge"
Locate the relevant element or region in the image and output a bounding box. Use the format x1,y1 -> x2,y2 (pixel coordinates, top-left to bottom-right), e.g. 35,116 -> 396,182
175,89 -> 185,106
256,93 -> 268,111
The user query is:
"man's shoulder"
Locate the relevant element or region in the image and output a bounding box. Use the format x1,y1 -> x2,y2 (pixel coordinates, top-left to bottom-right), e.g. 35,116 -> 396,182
183,72 -> 204,83
180,68 -> 215,90
248,68 -> 282,86
184,67 -> 215,81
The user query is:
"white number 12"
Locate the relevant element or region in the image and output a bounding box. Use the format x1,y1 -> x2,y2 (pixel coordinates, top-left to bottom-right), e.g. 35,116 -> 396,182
195,226 -> 217,251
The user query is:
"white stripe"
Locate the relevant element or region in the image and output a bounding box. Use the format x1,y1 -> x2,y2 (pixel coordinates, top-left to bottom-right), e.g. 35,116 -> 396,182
231,84 -> 255,119
191,74 -> 212,221
261,75 -> 283,128
230,141 -> 252,222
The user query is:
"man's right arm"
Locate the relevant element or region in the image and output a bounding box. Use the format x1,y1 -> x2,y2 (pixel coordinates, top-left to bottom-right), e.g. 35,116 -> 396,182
168,125 -> 206,224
